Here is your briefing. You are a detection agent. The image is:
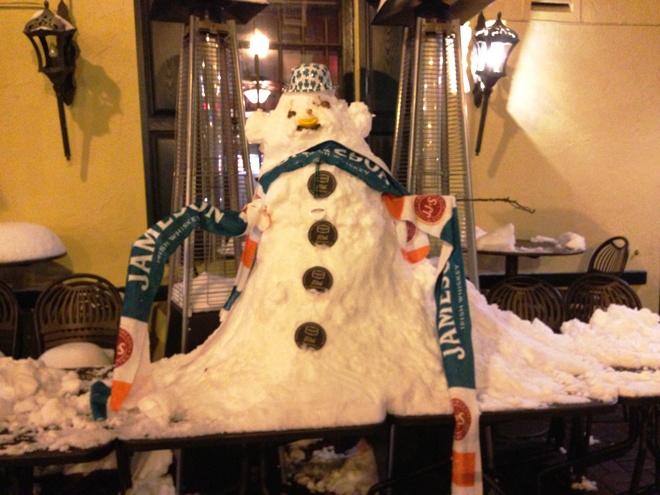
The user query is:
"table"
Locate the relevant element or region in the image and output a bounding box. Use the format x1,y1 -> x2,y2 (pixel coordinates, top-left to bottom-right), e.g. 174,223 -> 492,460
1,396 -> 647,495
618,393 -> 660,494
1,359 -> 651,495
478,240 -> 585,277
374,400 -> 617,495
115,422 -> 390,494
0,441 -> 117,495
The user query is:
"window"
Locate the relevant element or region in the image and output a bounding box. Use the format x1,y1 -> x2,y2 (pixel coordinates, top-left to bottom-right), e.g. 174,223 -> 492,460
235,1 -> 343,112
135,0 -> 345,224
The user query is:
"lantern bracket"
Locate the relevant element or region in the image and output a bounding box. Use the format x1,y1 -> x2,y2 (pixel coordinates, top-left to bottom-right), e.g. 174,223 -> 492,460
24,1 -> 79,160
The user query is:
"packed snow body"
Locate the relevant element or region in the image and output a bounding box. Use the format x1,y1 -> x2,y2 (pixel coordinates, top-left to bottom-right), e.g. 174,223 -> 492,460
114,76 -> 454,437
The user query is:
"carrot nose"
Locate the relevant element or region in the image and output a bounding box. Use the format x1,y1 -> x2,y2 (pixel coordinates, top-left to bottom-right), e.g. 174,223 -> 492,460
297,116 -> 319,128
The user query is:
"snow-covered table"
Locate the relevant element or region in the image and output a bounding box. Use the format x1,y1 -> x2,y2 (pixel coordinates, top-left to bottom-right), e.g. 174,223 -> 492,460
477,239 -> 585,277
115,399 -> 624,495
114,422 -> 389,493
0,366 -> 116,494
1,385 -> 656,495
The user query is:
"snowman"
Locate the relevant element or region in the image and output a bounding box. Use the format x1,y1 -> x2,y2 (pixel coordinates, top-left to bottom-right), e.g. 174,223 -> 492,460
110,65 -> 478,467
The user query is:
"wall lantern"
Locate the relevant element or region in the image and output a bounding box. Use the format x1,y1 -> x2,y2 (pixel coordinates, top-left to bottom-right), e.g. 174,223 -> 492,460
472,11 -> 519,155
24,1 -> 78,160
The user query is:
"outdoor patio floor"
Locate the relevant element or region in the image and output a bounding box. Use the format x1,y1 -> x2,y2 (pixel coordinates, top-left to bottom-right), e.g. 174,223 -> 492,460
484,403 -> 658,495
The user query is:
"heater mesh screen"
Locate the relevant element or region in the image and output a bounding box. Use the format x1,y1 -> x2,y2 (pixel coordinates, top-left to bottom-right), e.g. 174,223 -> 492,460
391,20 -> 478,284
169,20 -> 253,314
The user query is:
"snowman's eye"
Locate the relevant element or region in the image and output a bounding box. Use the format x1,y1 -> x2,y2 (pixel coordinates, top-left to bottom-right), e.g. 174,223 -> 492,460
320,100 -> 331,109
288,110 -> 297,118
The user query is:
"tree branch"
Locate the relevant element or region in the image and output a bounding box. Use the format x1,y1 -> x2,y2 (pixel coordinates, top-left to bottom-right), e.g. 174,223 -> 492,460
458,197 -> 536,214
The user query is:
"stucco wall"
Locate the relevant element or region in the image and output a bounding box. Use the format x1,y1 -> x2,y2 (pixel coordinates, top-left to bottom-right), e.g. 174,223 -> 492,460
472,0 -> 659,311
0,1 -> 146,288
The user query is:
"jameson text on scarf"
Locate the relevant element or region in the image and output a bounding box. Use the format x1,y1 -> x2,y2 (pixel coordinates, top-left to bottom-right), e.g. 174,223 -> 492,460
437,262 -> 467,360
127,204 -> 227,291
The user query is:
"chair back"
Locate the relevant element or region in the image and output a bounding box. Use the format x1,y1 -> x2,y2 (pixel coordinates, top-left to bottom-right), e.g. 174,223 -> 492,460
587,236 -> 629,276
33,274 -> 122,355
486,276 -> 565,333
0,279 -> 19,358
564,273 -> 641,323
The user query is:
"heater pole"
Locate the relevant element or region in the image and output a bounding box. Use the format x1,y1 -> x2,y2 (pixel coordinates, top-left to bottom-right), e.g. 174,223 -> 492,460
181,14 -> 198,356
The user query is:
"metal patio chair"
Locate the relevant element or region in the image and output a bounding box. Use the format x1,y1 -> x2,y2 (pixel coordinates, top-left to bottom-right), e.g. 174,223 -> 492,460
564,273 -> 641,323
0,279 -> 19,358
587,236 -> 629,276
33,273 -> 122,355
487,275 -> 565,333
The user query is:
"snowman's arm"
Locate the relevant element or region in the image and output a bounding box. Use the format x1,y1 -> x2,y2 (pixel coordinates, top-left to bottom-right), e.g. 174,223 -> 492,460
245,108 -> 269,144
242,201 -> 271,232
348,101 -> 373,138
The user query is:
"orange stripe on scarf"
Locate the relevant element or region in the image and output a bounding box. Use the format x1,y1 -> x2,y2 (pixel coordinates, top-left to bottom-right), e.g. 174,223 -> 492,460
382,193 -> 406,219
451,451 -> 476,487
241,236 -> 258,268
109,381 -> 132,412
401,246 -> 430,264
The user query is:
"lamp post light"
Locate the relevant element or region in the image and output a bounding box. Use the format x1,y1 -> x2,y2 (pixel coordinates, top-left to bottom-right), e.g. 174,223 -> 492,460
248,31 -> 269,109
24,1 -> 78,160
472,11 -> 519,155
243,84 -> 271,106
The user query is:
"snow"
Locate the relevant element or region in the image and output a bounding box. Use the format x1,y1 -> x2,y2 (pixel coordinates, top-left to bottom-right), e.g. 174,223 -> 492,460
476,224 -> 586,253
0,222 -> 66,264
244,92 -> 384,174
476,223 -> 516,251
0,294 -> 656,495
169,271 -> 234,312
39,342 -> 114,369
0,360 -> 114,455
115,167 -> 453,438
557,232 -> 587,251
1,292 -> 657,449
469,284 -> 660,410
113,89 -> 455,439
0,282 -> 656,493
281,438 -> 379,494
571,475 -> 599,492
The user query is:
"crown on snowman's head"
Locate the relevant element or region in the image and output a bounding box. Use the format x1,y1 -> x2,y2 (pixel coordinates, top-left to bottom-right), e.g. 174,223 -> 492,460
286,63 -> 335,95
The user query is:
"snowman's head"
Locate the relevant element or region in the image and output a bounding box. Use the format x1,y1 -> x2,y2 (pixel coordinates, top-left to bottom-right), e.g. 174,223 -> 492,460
246,63 -> 384,173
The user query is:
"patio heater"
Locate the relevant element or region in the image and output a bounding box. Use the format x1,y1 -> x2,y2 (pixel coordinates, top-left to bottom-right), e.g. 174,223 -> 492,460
149,0 -> 267,355
374,0 -> 489,287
